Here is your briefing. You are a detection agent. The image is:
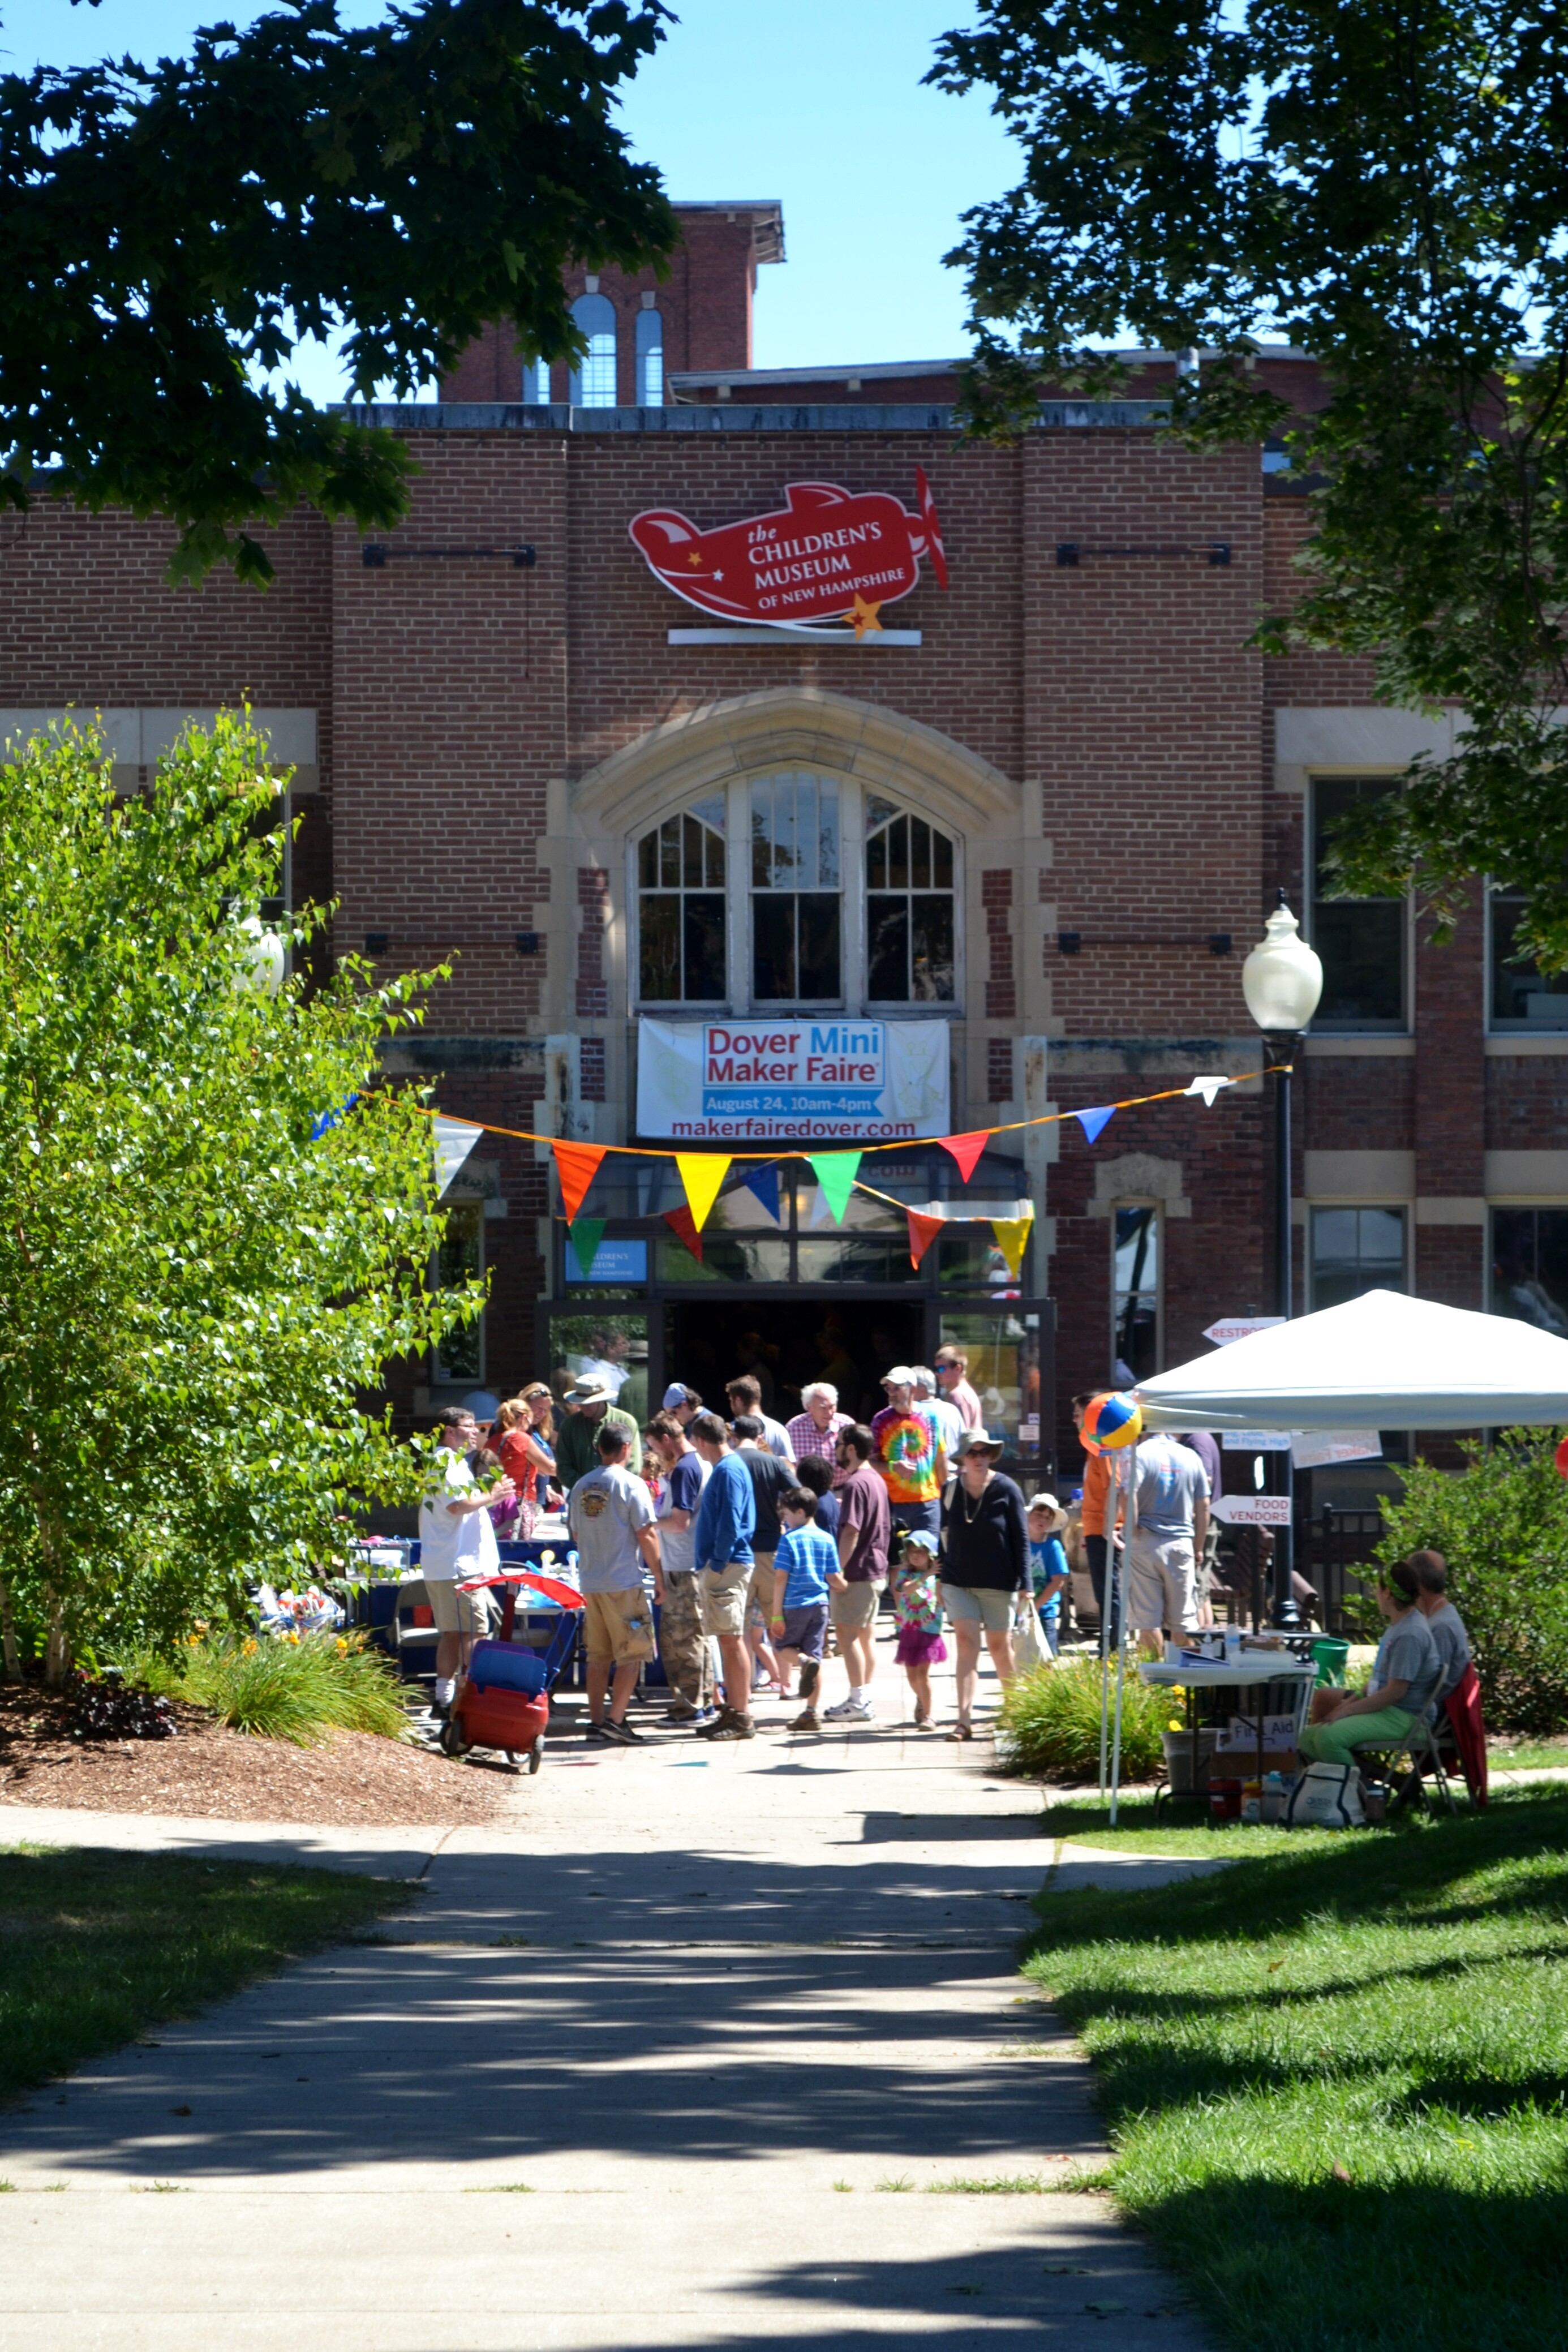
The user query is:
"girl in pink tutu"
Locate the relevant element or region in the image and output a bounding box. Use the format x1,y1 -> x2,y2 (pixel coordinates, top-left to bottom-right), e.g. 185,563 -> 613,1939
892,1531 -> 948,1730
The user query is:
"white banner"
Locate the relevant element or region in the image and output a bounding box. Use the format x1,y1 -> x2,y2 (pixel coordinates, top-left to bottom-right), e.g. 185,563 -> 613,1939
635,1016 -> 951,1143
1290,1430 -> 1384,1470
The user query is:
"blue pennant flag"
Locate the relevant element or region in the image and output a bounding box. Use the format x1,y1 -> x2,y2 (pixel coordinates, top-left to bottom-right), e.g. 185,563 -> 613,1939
1075,1105 -> 1116,1145
739,1163 -> 781,1223
310,1093 -> 359,1141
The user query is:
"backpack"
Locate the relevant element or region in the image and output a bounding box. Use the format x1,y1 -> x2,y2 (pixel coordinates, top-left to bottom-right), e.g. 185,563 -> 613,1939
1285,1761 -> 1365,1830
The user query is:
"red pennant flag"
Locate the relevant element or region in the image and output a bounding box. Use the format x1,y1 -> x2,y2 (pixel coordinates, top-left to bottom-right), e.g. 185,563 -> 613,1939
662,1204 -> 704,1264
938,1130 -> 993,1184
907,1209 -> 945,1269
553,1140 -> 607,1226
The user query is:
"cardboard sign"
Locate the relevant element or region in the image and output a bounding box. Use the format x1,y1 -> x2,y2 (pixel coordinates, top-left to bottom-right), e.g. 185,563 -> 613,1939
1221,1430 -> 1292,1451
1290,1429 -> 1383,1469
628,475 -> 946,632
1215,1711 -> 1300,1753
1212,1493 -> 1293,1526
637,1016 -> 950,1143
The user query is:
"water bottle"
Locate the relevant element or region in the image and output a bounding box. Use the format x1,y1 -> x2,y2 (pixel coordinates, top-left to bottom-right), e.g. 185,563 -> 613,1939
1224,1623 -> 1241,1664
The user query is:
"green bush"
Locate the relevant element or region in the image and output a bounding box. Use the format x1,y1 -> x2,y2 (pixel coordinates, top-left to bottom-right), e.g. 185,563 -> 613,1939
127,1630 -> 410,1747
1374,1428 -> 1568,1734
997,1654 -> 1172,1782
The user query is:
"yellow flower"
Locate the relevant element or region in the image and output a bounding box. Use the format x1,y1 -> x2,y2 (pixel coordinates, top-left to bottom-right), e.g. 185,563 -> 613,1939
286,1630 -> 300,1645
335,1638 -> 349,1654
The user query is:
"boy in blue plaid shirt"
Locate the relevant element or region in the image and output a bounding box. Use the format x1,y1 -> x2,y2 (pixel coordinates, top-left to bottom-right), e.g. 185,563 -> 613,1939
770,1486 -> 842,1729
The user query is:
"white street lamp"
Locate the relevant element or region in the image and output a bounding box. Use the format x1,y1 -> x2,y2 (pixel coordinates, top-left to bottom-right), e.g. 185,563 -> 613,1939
1241,892 -> 1323,1624
236,912 -> 287,998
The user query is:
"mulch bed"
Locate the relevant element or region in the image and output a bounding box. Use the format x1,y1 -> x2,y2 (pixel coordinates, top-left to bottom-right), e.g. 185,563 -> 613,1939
0,1679 -> 512,1826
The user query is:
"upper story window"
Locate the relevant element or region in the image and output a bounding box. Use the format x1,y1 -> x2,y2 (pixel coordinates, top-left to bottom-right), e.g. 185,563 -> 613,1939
1310,1205 -> 1406,1310
637,797 -> 726,1003
635,308 -> 664,407
1492,1207 -> 1568,1334
751,772 -> 841,1002
1309,776 -> 1407,1030
1113,1203 -> 1160,1380
569,293 -> 617,407
1489,889 -> 1568,1030
520,359 -> 549,405
866,799 -> 955,1002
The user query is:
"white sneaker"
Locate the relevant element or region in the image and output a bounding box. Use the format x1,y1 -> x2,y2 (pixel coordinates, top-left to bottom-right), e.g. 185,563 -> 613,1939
823,1695 -> 873,1721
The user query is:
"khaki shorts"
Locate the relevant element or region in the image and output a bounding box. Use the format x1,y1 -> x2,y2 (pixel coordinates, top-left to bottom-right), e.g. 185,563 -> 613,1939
582,1587 -> 657,1668
425,1580 -> 495,1638
746,1552 -> 777,1629
697,1558 -> 753,1639
1128,1531 -> 1200,1636
939,1581 -> 1015,1636
830,1579 -> 882,1632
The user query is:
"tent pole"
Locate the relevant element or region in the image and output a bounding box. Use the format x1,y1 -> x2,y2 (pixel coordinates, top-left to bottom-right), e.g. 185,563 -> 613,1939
1097,1444 -> 1118,1797
1110,1441 -> 1135,1825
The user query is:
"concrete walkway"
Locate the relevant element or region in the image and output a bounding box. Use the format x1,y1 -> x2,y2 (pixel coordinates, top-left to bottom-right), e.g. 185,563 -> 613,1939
1,1656 -> 1212,2352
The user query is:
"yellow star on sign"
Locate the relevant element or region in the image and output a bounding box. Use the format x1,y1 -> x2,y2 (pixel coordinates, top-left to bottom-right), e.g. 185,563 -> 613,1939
686,551 -> 704,567
849,594 -> 883,638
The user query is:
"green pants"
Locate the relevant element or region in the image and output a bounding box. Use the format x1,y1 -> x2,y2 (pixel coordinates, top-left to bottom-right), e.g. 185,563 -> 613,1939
1298,1702 -> 1417,1769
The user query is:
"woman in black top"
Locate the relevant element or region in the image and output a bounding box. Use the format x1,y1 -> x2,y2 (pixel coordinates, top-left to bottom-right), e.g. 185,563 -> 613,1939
939,1433 -> 1030,1741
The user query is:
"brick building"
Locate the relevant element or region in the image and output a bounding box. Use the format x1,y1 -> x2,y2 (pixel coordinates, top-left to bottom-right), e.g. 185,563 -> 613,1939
3,201 -> 1561,1486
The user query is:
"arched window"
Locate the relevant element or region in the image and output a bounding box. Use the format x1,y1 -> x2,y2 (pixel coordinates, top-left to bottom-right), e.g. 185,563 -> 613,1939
751,771 -> 841,1002
520,358 -> 548,405
865,799 -> 956,1001
569,293 -> 617,407
635,308 -> 664,407
637,797 -> 726,1002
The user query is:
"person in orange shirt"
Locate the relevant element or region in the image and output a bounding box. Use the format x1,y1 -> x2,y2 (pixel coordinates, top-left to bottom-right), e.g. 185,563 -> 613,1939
1073,1392 -> 1123,1646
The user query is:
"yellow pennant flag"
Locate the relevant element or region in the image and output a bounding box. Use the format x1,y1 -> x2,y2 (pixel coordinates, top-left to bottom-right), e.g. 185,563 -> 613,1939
676,1153 -> 732,1233
991,1209 -> 1035,1282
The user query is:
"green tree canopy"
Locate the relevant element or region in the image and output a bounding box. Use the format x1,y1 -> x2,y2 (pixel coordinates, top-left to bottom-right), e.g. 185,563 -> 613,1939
932,3 -> 1568,967
0,715 -> 477,1682
1,1 -> 675,583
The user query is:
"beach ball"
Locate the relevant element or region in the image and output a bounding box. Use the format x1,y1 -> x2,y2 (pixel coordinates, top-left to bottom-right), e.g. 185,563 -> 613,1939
1080,1390 -> 1142,1454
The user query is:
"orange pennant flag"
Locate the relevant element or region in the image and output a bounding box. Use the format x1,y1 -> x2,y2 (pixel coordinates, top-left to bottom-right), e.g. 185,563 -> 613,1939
938,1130 -> 994,1184
553,1140 -> 607,1227
676,1152 -> 731,1232
907,1209 -> 945,1269
663,1204 -> 704,1264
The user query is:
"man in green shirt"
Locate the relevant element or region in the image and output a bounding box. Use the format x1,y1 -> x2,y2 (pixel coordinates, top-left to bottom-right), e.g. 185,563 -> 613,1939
556,1372 -> 642,1491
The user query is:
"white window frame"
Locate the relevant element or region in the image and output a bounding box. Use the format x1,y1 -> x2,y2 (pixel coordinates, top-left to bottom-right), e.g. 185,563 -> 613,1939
1305,772 -> 1413,1036
1111,1199 -> 1162,1379
1485,885 -> 1568,1033
626,772 -> 965,1017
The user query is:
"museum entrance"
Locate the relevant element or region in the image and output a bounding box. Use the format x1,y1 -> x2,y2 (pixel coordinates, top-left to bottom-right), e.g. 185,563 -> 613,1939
540,1140 -> 1056,1477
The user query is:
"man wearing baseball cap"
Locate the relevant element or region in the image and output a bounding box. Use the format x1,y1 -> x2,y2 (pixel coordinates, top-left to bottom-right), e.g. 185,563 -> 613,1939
870,1366 -> 949,1543
555,1372 -> 642,1493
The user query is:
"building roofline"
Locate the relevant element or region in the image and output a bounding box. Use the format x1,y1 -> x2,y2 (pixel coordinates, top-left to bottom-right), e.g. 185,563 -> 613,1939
668,200 -> 785,264
668,342 -> 1316,396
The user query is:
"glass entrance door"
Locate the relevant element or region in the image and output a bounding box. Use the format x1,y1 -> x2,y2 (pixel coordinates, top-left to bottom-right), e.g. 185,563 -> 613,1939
931,1300 -> 1054,1484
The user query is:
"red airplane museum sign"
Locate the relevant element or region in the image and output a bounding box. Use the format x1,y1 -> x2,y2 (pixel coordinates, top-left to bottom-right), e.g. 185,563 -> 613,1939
628,472 -> 947,633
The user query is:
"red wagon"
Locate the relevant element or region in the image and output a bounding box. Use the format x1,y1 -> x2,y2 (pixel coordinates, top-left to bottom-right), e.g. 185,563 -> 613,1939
439,1567 -> 583,1775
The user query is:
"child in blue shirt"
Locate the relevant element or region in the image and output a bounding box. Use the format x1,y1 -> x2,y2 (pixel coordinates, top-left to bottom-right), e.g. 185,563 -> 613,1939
1026,1493 -> 1070,1656
770,1487 -> 840,1724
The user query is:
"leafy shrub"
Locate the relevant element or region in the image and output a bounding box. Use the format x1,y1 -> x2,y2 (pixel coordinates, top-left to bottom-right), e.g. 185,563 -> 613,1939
66,1670 -> 178,1742
1374,1430 -> 1568,1734
997,1655 -> 1171,1782
127,1632 -> 409,1748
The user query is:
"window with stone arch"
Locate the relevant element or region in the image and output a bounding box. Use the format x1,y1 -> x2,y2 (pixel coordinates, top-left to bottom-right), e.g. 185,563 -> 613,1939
569,292 -> 617,406
636,796 -> 727,1002
865,798 -> 956,1002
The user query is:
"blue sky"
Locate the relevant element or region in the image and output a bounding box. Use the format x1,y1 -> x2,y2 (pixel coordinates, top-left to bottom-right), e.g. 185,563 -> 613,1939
2,2 -> 1017,392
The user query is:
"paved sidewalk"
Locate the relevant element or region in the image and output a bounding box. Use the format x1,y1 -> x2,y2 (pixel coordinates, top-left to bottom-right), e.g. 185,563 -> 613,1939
1,1656 -> 1210,2351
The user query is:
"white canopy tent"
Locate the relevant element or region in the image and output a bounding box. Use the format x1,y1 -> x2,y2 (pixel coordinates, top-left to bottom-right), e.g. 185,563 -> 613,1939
1134,1288 -> 1568,1433
1089,1290 -> 1568,1821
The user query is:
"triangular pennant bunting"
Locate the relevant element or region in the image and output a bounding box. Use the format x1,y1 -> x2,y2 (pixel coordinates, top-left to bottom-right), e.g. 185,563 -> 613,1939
1074,1105 -> 1116,1145
1184,1074 -> 1230,1107
739,1163 -> 781,1224
662,1204 -> 704,1264
433,1114 -> 486,1194
991,1211 -> 1035,1281
907,1208 -> 945,1269
310,1092 -> 359,1142
567,1217 -> 607,1278
553,1139 -> 607,1226
938,1129 -> 994,1184
807,1151 -> 862,1224
676,1153 -> 731,1233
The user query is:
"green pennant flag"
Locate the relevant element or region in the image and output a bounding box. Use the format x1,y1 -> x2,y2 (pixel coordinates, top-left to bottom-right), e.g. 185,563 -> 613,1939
568,1217 -> 607,1279
807,1151 -> 862,1225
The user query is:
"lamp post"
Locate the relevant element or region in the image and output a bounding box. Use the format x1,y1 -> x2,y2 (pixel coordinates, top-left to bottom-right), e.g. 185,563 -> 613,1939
1241,891 -> 1324,1624
236,912 -> 287,998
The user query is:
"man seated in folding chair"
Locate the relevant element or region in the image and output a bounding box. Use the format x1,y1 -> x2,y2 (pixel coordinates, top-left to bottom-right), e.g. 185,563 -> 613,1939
1299,1557 -> 1447,1807
1412,1547 -> 1487,1807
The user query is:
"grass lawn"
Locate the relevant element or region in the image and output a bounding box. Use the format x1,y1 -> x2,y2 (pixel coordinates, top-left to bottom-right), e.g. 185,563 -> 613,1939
0,1844 -> 410,2108
1024,1785 -> 1568,2352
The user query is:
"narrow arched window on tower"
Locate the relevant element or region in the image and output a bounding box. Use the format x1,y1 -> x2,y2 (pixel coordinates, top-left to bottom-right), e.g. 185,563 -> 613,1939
635,308 -> 664,407
520,358 -> 549,405
569,293 -> 617,407
865,800 -> 956,1001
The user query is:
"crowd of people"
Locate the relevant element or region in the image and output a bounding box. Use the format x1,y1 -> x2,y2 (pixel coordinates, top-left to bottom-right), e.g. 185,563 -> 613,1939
416,1349 -> 1075,1745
